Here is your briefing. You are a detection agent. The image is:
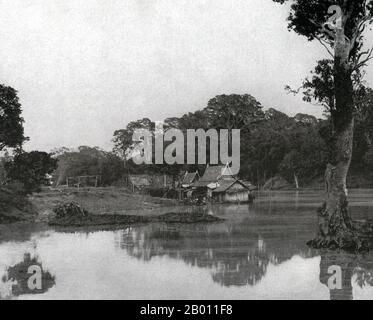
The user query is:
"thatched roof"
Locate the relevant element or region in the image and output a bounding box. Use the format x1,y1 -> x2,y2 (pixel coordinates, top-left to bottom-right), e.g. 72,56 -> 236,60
193,165 -> 232,187
182,171 -> 199,185
213,179 -> 251,193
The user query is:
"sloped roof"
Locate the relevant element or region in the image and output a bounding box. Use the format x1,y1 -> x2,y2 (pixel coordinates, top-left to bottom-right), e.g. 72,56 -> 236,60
213,179 -> 254,193
182,171 -> 199,185
213,180 -> 237,193
193,165 -> 232,187
240,181 -> 257,191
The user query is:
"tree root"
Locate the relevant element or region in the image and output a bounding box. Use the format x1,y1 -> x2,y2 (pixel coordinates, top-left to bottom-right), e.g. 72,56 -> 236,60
307,234 -> 368,253
307,203 -> 370,253
307,222 -> 372,253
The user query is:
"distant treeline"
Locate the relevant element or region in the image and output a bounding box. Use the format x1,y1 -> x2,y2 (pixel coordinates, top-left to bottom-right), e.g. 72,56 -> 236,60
4,92 -> 372,189
111,92 -> 373,188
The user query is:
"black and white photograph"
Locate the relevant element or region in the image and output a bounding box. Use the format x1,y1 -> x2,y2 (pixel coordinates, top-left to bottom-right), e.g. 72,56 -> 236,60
1,0 -> 373,304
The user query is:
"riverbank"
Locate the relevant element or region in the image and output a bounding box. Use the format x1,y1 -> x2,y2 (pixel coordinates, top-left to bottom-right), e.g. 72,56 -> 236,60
0,186 -> 178,224
0,187 -> 37,224
50,203 -> 223,227
30,187 -> 180,221
2,190 -> 373,300
0,187 -> 223,227
262,171 -> 373,190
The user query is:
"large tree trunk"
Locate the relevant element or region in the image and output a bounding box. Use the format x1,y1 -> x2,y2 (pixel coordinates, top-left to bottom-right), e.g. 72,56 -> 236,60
309,28 -> 364,251
316,119 -> 355,247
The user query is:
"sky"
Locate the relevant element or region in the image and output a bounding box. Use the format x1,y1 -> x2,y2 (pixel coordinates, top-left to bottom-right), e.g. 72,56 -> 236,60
0,0 -> 372,152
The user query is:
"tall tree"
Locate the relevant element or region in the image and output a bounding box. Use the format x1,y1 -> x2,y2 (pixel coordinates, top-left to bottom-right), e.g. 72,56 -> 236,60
113,118 -> 154,158
0,85 -> 27,151
273,0 -> 373,250
204,94 -> 264,129
5,151 -> 57,194
53,146 -> 126,186
279,123 -> 328,188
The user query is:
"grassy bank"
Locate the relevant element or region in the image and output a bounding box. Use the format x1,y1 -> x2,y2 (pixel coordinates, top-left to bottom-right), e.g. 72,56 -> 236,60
31,187 -> 179,220
50,204 -> 223,227
0,187 -> 37,223
0,187 -> 181,225
37,188 -> 222,227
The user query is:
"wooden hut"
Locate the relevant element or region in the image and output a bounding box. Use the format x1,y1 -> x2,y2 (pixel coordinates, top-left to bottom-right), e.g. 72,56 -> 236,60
179,171 -> 200,200
192,164 -> 254,203
212,179 -> 254,203
181,171 -> 200,189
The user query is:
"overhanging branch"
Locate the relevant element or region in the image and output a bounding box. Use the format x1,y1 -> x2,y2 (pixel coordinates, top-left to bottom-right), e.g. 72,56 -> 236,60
353,46 -> 373,71
314,35 -> 334,58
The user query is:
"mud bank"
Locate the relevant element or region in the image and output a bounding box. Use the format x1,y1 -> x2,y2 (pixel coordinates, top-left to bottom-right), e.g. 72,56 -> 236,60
307,219 -> 373,253
31,187 -> 179,218
0,187 -> 223,228
0,187 -> 181,225
49,203 -> 223,227
0,188 -> 37,224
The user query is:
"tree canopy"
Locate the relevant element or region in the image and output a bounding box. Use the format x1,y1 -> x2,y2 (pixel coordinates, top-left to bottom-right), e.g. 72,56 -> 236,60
0,85 -> 27,151
273,0 -> 373,249
53,146 -> 126,186
5,151 -> 57,194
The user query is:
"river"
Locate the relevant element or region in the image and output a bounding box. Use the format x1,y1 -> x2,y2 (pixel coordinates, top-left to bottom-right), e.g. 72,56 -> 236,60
1,190 -> 373,300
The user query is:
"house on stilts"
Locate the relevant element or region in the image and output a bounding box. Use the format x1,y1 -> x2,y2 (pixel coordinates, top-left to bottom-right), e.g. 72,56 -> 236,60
179,171 -> 200,200
191,163 -> 255,204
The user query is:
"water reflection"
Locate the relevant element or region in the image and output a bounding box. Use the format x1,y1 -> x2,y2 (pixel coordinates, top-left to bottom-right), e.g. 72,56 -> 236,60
319,253 -> 355,300
0,191 -> 372,299
319,252 -> 373,300
118,220 -> 315,287
1,252 -> 55,299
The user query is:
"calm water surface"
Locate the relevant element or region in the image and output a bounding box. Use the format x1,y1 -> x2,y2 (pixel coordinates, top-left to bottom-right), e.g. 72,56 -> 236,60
1,190 -> 373,300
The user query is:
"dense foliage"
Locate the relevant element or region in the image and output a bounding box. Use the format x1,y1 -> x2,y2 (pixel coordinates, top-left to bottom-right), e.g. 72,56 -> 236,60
52,146 -> 126,186
111,93 -> 371,188
5,151 -> 57,194
0,85 -> 27,151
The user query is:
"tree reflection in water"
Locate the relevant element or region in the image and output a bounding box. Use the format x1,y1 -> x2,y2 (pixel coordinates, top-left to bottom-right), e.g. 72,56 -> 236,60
119,218 -> 373,296
319,252 -> 373,300
118,221 -> 315,287
1,253 -> 55,299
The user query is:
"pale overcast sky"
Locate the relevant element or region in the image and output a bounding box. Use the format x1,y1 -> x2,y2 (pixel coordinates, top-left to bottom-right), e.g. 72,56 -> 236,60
0,0 -> 372,152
